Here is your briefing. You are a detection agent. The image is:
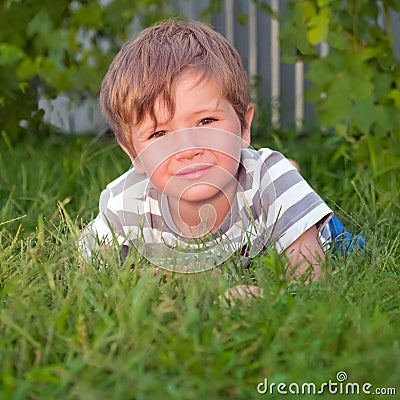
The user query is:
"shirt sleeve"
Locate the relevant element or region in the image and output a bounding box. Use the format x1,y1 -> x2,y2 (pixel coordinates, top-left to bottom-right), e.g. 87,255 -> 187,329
79,187 -> 127,260
260,150 -> 332,253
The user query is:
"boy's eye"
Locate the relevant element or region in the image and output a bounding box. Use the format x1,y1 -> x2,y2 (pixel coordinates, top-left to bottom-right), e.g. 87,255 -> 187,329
149,130 -> 167,139
198,118 -> 217,126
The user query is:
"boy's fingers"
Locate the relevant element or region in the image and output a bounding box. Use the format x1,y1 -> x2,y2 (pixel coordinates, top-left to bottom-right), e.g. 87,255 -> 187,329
223,285 -> 264,301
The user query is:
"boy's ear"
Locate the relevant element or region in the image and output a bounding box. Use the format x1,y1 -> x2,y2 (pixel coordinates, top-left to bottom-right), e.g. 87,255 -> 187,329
119,141 -> 145,174
241,104 -> 254,148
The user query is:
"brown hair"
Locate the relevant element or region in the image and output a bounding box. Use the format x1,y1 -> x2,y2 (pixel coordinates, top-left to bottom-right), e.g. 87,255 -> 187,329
100,19 -> 251,156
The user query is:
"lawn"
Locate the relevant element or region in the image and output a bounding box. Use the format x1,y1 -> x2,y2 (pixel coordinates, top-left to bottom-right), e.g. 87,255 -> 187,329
0,133 -> 399,399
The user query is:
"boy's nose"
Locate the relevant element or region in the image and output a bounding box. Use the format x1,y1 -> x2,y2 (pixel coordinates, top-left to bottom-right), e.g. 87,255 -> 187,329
174,147 -> 204,161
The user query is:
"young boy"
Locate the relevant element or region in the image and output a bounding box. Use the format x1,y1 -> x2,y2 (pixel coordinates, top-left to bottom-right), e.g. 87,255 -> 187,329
81,19 -> 361,282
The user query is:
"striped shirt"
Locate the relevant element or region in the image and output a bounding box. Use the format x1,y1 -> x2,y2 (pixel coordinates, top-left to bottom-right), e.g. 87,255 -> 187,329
81,147 -> 332,268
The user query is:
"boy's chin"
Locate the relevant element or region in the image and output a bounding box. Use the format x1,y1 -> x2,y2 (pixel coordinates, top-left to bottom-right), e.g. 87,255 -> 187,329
166,184 -> 223,204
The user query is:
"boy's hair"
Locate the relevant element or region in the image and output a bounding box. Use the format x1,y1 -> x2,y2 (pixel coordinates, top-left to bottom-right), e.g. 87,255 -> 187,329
100,19 -> 251,156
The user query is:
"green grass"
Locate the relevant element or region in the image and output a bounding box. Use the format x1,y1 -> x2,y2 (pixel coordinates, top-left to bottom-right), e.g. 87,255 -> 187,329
1,134 -> 399,399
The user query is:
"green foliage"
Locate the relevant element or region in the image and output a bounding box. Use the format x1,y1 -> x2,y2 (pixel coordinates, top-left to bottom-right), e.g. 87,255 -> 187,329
279,0 -> 400,212
0,0 -> 172,142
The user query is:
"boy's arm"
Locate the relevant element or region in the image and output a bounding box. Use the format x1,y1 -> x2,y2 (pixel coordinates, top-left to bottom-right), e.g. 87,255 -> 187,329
223,225 -> 325,301
284,224 -> 325,282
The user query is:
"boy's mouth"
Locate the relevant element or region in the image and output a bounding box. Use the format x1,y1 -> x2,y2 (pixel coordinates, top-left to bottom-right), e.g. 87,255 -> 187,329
175,164 -> 213,181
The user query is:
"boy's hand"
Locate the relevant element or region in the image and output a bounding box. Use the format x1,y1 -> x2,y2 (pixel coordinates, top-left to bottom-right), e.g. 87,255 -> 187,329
223,285 -> 264,303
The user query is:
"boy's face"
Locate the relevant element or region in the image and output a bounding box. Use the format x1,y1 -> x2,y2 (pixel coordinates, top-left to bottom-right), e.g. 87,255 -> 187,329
123,72 -> 254,205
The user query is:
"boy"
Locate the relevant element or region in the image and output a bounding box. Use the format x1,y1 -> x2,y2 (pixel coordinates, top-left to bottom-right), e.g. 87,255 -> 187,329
81,19 -> 360,282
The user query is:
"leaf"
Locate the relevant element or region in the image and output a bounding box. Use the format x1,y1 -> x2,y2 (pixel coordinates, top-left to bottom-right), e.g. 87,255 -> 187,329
317,0 -> 333,7
0,43 -> 24,66
327,30 -> 348,50
71,2 -> 103,30
318,80 -> 351,127
374,74 -> 394,101
237,12 -> 248,26
16,57 -> 38,81
388,89 -> 400,108
340,54 -> 374,100
27,10 -> 53,37
281,2 -> 316,55
353,100 -> 395,134
374,105 -> 394,133
300,1 -> 316,21
353,98 -> 376,133
335,123 -> 348,138
307,7 -> 331,45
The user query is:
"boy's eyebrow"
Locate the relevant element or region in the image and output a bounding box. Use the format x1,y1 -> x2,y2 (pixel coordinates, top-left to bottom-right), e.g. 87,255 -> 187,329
191,105 -> 224,115
189,98 -> 225,116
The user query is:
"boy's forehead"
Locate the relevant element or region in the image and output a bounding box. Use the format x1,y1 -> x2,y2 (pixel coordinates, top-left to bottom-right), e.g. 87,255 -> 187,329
134,74 -> 224,133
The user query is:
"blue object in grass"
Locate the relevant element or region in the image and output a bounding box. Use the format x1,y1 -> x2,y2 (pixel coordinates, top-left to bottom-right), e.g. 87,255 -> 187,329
328,215 -> 365,256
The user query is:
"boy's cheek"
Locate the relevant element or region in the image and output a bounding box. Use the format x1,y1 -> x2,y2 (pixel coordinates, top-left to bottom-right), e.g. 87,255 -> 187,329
133,157 -> 146,174
146,166 -> 169,191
